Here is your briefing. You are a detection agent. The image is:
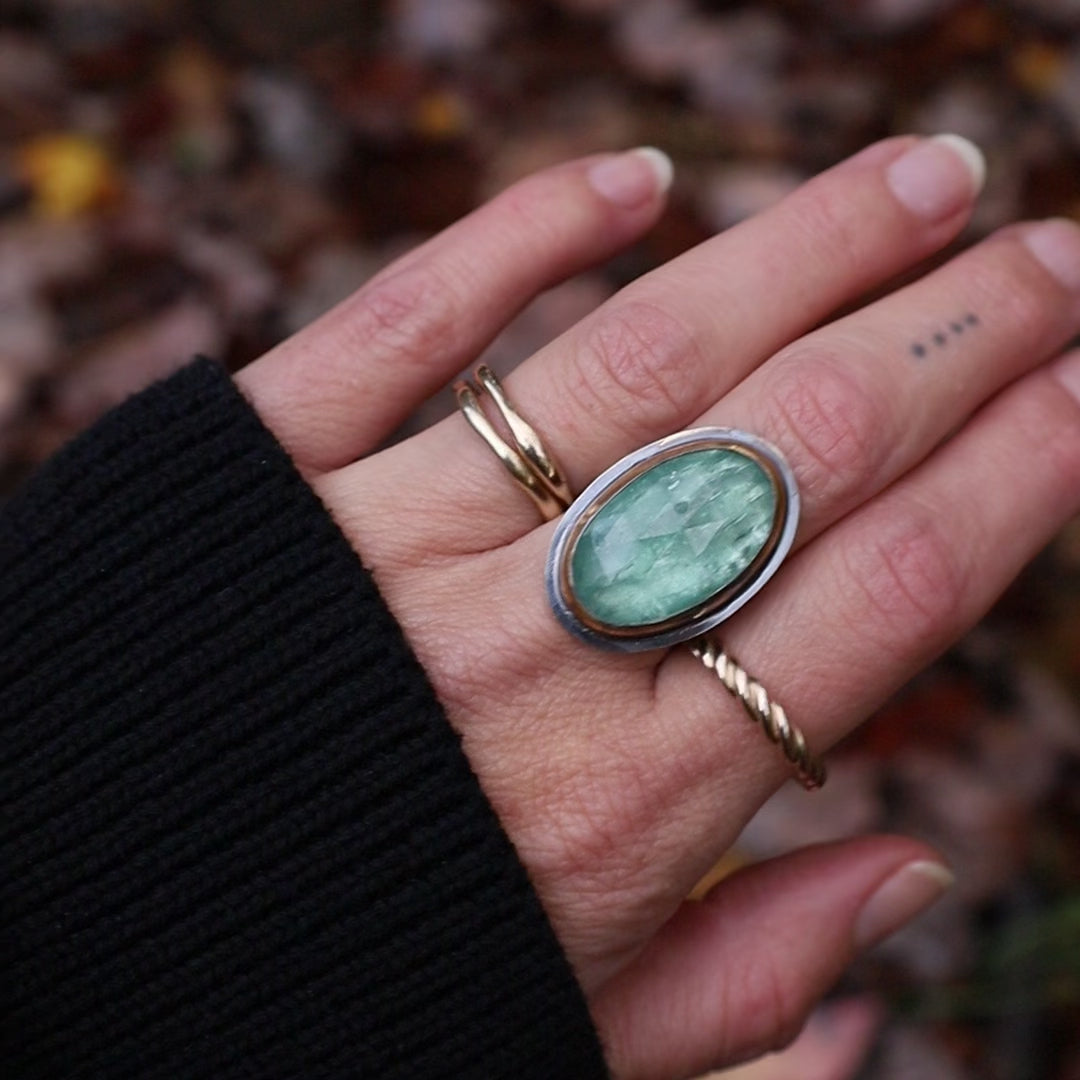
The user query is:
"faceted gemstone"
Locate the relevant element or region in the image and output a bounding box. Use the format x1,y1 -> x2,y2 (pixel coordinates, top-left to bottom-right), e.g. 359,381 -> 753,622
569,448 -> 777,627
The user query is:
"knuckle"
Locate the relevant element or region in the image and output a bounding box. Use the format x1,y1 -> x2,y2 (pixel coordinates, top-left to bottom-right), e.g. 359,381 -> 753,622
765,348 -> 890,506
720,952 -> 809,1062
492,176 -> 571,247
981,253 -> 1050,340
1035,390 -> 1080,487
1003,288 -> 1048,348
346,262 -> 461,367
784,182 -> 867,276
1008,377 -> 1080,491
968,231 -> 1066,345
843,503 -> 968,645
569,297 -> 707,436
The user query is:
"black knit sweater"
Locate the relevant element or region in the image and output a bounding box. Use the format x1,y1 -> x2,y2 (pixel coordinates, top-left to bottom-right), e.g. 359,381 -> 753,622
0,359 -> 608,1079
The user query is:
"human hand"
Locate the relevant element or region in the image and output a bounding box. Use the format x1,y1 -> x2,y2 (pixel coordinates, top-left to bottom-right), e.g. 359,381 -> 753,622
235,139 -> 1080,1078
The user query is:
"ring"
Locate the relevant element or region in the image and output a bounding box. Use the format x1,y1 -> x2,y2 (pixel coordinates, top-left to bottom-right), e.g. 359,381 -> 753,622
691,637 -> 826,789
545,428 -> 799,652
455,365 -> 571,521
456,368 -> 825,788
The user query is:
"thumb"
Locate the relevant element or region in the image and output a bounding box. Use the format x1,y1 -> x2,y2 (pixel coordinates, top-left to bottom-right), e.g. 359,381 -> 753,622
592,836 -> 953,1080
710,997 -> 882,1080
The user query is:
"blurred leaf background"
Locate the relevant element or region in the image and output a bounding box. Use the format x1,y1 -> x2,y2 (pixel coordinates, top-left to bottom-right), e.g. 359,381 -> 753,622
1,0 -> 1078,1076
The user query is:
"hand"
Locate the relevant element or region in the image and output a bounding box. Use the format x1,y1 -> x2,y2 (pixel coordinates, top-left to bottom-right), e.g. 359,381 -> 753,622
235,139 -> 1080,1078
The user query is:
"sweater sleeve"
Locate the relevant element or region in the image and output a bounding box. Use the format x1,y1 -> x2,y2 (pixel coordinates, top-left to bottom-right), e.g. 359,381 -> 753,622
0,358 -> 609,1080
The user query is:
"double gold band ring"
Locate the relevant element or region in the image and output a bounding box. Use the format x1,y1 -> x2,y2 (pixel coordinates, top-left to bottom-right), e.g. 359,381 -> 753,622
456,366 -> 572,521
455,365 -> 826,790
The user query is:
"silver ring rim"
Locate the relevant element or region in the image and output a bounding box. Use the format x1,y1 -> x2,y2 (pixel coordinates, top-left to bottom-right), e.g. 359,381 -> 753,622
545,427 -> 800,653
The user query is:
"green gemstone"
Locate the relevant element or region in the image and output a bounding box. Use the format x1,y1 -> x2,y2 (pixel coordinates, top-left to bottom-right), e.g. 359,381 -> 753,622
570,448 -> 777,627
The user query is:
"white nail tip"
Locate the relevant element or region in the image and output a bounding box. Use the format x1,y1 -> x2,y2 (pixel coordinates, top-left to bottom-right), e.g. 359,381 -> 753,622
930,134 -> 987,195
905,859 -> 957,890
632,146 -> 675,195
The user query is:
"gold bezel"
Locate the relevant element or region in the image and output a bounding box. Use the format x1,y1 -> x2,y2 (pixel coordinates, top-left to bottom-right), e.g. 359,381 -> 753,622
558,439 -> 788,640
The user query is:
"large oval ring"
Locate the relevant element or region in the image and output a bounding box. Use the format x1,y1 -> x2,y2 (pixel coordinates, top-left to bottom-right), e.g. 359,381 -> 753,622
546,427 -> 799,652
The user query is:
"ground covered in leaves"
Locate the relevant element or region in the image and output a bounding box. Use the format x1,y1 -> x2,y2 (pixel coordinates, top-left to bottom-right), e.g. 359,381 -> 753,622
0,1 -> 1078,1077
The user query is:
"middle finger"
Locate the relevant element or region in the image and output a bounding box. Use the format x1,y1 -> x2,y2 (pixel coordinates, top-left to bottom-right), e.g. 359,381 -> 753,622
334,135 -> 984,564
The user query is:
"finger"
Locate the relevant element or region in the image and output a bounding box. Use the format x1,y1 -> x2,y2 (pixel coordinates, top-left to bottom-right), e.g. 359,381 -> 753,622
352,135 -> 985,555
654,347 -> 1080,862
236,148 -> 673,470
592,838 -> 948,1080
702,217 -> 1080,539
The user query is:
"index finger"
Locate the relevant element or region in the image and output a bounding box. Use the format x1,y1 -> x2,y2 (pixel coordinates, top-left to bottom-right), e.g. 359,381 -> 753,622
237,150 -> 673,471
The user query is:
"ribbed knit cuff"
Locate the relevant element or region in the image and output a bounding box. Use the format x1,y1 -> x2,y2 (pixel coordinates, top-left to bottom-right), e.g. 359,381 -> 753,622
0,358 -> 608,1079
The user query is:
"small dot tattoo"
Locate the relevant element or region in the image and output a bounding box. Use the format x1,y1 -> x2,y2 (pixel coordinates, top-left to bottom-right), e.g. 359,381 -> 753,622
909,312 -> 981,359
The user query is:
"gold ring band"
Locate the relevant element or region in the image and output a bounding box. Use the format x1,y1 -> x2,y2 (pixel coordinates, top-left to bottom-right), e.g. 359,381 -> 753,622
455,365 -> 826,789
691,635 -> 826,789
455,366 -> 571,521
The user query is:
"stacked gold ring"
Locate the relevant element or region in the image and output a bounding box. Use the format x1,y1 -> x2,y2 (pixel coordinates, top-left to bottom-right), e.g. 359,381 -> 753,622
455,366 -> 572,521
456,365 -> 826,790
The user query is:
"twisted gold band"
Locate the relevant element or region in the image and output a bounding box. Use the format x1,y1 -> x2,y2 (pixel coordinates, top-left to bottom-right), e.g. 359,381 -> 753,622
455,366 -> 571,521
455,366 -> 825,788
690,635 -> 826,789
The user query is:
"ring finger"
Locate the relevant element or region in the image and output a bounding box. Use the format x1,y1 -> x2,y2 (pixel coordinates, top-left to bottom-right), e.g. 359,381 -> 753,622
700,216 -> 1080,539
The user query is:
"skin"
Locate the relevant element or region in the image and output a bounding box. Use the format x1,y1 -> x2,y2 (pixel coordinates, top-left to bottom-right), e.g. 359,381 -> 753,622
235,137 -> 1080,1078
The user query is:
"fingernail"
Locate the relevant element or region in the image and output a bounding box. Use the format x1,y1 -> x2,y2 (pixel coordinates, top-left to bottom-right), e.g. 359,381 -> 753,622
1021,218 -> 1080,292
885,134 -> 985,221
854,860 -> 954,950
587,147 -> 674,209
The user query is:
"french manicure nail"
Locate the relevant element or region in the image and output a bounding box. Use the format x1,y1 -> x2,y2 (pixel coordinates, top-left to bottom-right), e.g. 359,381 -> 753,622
1022,218 -> 1080,292
587,146 -> 674,210
886,134 -> 986,221
854,860 -> 954,950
